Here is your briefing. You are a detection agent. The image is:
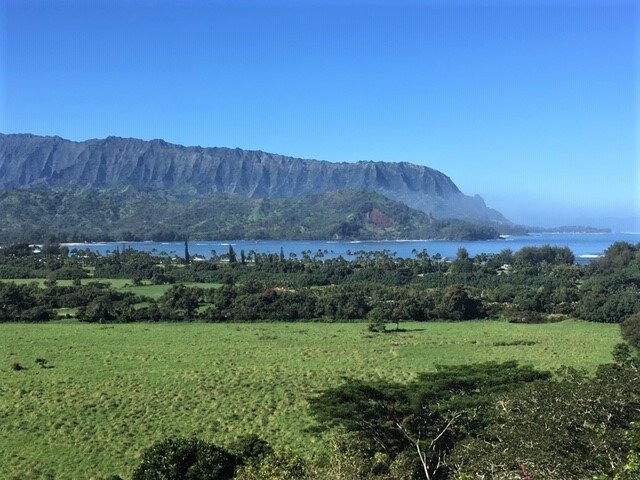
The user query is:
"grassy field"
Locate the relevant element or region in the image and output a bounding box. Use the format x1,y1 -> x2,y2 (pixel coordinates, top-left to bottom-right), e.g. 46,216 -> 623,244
0,278 -> 222,299
0,320 -> 620,479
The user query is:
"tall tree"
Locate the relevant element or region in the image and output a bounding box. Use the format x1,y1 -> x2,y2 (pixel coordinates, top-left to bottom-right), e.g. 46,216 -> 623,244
184,238 -> 190,263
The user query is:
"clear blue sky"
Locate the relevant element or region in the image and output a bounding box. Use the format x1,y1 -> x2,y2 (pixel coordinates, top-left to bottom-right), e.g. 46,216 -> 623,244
1,0 -> 638,228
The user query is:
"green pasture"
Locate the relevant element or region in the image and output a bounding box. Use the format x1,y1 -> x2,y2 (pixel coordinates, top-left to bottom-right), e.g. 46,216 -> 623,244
0,320 -> 620,479
0,278 -> 222,299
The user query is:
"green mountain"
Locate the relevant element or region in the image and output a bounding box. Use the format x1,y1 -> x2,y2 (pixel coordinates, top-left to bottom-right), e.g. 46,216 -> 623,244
0,188 -> 502,243
0,133 -> 510,224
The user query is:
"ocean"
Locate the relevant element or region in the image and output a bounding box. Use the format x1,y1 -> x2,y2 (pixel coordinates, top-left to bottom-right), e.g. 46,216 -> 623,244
64,233 -> 640,264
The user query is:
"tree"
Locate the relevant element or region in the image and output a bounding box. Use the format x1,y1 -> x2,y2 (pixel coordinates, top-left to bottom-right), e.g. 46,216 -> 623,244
240,249 -> 246,264
391,304 -> 405,332
184,238 -> 190,263
450,248 -> 473,273
452,356 -> 640,479
617,422 -> 640,479
132,437 -> 237,480
42,242 -> 61,255
367,306 -> 387,332
310,362 -> 549,480
77,296 -> 119,323
228,245 -> 237,263
621,312 -> 640,348
160,285 -> 200,318
437,285 -> 484,320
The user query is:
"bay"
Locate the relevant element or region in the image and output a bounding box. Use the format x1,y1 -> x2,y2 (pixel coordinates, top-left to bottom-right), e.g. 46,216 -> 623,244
64,233 -> 640,264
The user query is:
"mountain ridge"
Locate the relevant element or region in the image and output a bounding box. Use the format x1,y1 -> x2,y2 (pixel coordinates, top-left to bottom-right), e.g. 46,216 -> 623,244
0,133 -> 508,224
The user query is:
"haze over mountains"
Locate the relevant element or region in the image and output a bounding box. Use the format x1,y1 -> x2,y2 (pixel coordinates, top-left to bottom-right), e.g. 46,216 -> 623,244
0,134 -> 508,224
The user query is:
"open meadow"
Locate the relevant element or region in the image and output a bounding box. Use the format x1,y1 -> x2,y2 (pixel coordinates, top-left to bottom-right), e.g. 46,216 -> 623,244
0,320 -> 621,479
0,278 -> 222,300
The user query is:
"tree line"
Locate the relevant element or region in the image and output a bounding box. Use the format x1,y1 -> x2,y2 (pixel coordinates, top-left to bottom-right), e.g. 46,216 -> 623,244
1,241 -> 639,326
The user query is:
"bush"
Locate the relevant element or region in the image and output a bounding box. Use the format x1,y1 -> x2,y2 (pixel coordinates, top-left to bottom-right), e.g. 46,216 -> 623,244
234,449 -> 306,480
367,306 -> 387,333
621,313 -> 640,348
229,435 -> 273,465
20,306 -> 55,323
48,266 -> 88,280
508,311 -> 546,324
132,437 -> 237,480
436,284 -> 485,320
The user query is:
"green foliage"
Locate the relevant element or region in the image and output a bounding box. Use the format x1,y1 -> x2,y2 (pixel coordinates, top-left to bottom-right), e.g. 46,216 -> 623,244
2,241 -> 640,325
452,358 -> 640,479
435,284 -> 484,320
309,362 -> 550,479
229,435 -> 273,465
228,245 -> 237,263
159,284 -> 202,318
593,242 -> 640,273
575,277 -> 640,323
515,245 -> 575,269
235,449 -> 307,480
0,188 -> 499,243
132,437 -> 237,480
367,306 -> 388,332
622,312 -> 640,348
311,437 -> 414,480
450,247 -> 473,273
507,310 -> 546,324
617,423 -> 640,479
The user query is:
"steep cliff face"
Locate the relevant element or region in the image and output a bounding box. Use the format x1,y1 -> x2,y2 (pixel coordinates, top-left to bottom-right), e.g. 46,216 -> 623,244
0,133 -> 508,223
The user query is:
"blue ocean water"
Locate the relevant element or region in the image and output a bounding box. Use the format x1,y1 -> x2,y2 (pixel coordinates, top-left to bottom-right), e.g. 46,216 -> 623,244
64,233 -> 640,263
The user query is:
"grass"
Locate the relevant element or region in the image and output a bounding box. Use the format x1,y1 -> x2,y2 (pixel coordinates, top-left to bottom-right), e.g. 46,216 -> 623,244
0,320 -> 620,479
0,278 -> 222,299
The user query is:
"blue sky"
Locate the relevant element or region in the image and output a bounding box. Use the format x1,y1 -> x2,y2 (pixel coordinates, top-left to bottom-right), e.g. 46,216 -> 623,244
1,0 -> 638,227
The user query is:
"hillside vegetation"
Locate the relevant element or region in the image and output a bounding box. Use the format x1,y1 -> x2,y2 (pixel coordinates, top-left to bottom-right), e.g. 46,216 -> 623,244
0,188 -> 503,242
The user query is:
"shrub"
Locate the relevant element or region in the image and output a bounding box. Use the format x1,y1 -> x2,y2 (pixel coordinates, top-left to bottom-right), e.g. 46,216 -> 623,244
48,266 -> 88,280
437,284 -> 485,320
229,435 -> 273,465
367,306 -> 387,333
132,437 -> 237,480
621,313 -> 640,348
508,311 -> 546,324
234,449 -> 307,480
20,306 -> 55,323
35,358 -> 52,368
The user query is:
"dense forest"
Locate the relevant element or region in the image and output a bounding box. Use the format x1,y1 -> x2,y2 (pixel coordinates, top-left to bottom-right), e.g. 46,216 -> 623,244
0,188 -> 517,243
